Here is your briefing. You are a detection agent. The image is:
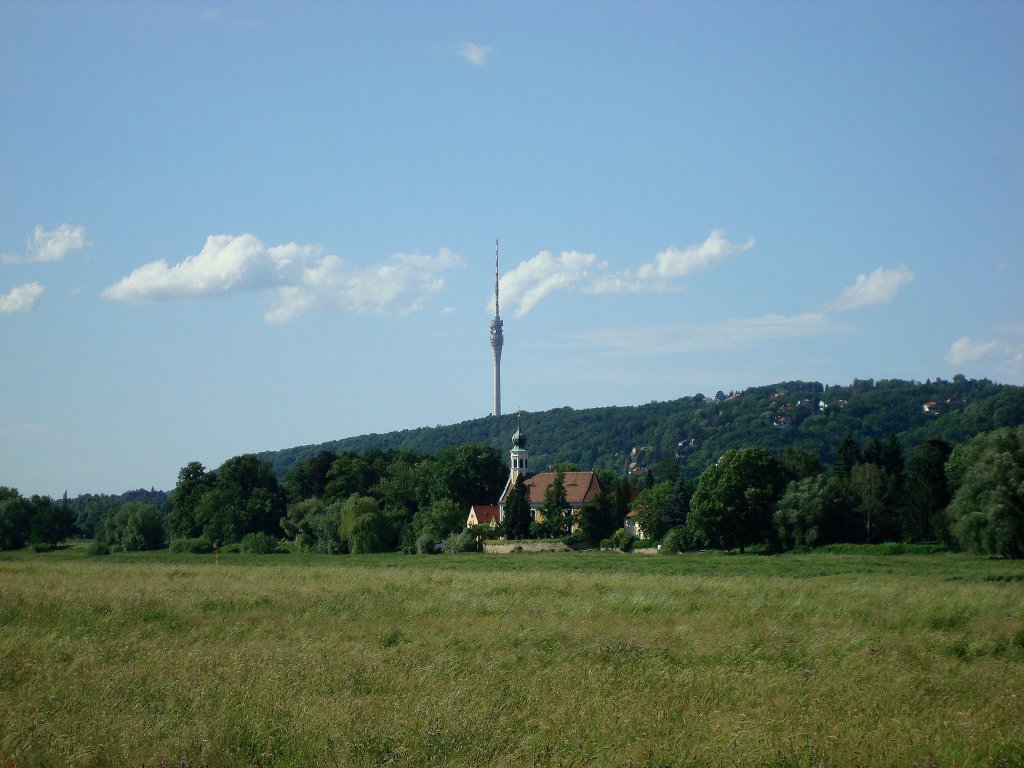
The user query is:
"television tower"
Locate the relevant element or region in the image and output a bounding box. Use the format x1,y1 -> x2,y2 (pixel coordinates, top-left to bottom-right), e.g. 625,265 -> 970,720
490,239 -> 504,417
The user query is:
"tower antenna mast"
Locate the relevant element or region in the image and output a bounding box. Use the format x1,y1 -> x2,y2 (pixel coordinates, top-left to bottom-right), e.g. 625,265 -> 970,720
490,239 -> 504,417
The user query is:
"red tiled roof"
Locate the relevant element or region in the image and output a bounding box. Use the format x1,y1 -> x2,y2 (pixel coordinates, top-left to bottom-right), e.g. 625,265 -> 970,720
469,505 -> 500,524
500,471 -> 602,506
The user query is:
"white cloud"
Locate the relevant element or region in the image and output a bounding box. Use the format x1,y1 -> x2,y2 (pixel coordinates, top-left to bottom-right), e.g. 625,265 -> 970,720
0,282 -> 45,313
3,224 -> 88,264
103,234 -> 462,322
822,265 -> 914,312
637,229 -> 755,282
498,250 -> 605,318
458,41 -> 493,67
944,336 -> 999,365
496,230 -> 754,316
266,249 -> 461,324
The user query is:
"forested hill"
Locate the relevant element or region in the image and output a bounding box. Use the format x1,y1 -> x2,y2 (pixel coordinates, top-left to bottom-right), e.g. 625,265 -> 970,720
260,377 -> 1024,482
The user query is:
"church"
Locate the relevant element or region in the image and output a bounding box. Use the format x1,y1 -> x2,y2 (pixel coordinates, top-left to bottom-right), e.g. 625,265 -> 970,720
466,417 -> 603,529
469,243 -> 603,530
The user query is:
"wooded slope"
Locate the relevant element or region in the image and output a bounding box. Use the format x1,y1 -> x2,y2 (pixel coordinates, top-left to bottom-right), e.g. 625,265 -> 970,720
260,377 -> 1024,480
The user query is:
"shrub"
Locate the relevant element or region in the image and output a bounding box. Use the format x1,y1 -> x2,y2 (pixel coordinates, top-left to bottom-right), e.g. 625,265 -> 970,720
416,531 -> 439,554
239,532 -> 279,554
443,529 -> 478,554
169,537 -> 214,554
338,495 -> 391,554
85,540 -> 111,556
560,531 -> 589,550
308,513 -> 344,554
102,503 -> 166,552
660,527 -> 687,554
619,532 -> 636,552
599,538 -> 615,550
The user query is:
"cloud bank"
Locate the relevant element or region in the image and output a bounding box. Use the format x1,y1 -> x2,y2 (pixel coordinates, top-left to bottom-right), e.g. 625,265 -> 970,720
0,282 -> 45,313
103,234 -> 462,323
497,230 -> 754,317
3,224 -> 88,264
569,312 -> 833,357
540,257 -> 915,357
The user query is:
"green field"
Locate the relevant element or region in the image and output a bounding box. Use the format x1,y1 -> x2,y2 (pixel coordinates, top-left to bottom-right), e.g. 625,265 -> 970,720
2,547 -> 1023,767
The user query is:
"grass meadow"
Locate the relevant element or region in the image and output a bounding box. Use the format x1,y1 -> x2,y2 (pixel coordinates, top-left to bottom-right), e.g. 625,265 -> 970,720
1,547 -> 1023,767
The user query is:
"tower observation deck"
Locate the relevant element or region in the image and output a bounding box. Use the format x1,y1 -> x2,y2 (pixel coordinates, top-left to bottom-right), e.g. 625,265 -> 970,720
490,240 -> 504,417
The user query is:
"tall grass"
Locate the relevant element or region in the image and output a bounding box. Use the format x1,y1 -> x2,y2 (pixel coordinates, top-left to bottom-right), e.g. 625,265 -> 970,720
1,546 -> 1022,766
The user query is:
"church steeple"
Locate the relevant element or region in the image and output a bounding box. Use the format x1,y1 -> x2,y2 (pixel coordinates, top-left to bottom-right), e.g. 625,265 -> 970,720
509,411 -> 528,482
489,239 -> 504,417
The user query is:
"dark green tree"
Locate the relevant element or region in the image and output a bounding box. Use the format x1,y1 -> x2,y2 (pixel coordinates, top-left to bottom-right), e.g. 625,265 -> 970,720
780,447 -> 824,481
611,476 -> 632,531
835,434 -> 863,479
774,475 -> 828,549
323,452 -> 378,503
579,491 -> 617,546
503,474 -> 532,540
72,494 -> 123,539
0,488 -> 34,550
944,425 -> 1024,558
337,494 -> 391,554
662,476 -> 696,531
880,434 -> 905,478
29,495 -> 74,550
688,448 -> 787,552
412,498 -> 464,540
280,498 -> 328,545
901,437 -> 952,542
169,461 -> 215,537
538,470 -> 570,537
630,480 -> 673,542
192,454 -> 287,544
102,502 -> 166,551
283,450 -> 336,502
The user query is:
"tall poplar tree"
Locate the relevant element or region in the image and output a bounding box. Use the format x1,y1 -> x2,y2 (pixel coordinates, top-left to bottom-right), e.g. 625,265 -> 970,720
503,474 -> 532,540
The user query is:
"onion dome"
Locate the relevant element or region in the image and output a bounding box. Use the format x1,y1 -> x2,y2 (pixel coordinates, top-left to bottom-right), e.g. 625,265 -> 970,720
512,413 -> 527,448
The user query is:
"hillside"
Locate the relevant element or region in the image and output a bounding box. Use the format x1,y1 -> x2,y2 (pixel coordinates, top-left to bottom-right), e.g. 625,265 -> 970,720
259,377 -> 1024,481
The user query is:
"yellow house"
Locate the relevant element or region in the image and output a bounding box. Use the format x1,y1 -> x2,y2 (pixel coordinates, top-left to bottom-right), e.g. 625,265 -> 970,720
466,504 -> 500,528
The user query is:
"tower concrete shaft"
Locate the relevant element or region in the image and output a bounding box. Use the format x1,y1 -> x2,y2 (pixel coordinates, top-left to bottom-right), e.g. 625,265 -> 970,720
490,239 -> 504,417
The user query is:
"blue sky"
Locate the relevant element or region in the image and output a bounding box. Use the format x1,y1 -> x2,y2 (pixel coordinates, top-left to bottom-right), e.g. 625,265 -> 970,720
2,1 -> 1022,497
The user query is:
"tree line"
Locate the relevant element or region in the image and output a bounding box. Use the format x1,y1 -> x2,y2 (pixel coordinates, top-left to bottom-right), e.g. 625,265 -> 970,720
1,383 -> 1021,558
630,426 -> 1024,558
